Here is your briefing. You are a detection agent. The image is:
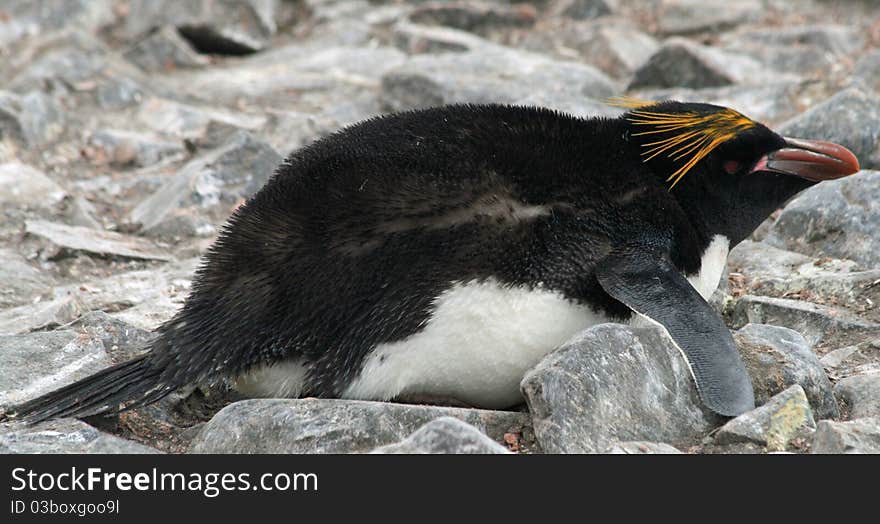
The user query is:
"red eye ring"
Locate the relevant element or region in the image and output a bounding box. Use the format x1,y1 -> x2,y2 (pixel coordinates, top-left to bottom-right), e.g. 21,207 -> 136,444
724,160 -> 740,174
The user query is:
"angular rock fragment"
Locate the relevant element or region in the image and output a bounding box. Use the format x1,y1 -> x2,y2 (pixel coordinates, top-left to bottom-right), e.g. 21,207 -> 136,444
371,417 -> 511,454
813,418 -> 880,454
655,0 -> 762,36
833,373 -> 880,419
714,385 -> 816,451
733,323 -> 839,419
124,25 -> 210,72
189,399 -> 534,454
0,162 -> 66,209
125,0 -> 278,55
765,170 -> 880,267
0,419 -> 162,454
25,220 -> 173,261
605,441 -> 682,454
521,323 -> 716,454
0,330 -> 110,408
629,37 -> 766,89
86,129 -> 185,168
408,2 -> 537,37
778,88 -> 880,170
732,296 -> 879,349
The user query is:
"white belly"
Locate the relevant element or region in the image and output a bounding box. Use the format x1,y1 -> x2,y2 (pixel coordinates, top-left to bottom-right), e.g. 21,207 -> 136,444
235,236 -> 729,407
341,278 -> 607,408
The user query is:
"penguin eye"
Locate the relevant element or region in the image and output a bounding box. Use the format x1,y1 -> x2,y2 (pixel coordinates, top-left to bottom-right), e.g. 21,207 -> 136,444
723,160 -> 741,174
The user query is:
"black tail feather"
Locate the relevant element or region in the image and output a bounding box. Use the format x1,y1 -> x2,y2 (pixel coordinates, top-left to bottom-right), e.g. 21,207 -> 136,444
4,354 -> 172,424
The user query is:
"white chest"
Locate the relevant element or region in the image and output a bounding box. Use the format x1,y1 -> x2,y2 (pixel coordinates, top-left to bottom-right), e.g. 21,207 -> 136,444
686,234 -> 729,301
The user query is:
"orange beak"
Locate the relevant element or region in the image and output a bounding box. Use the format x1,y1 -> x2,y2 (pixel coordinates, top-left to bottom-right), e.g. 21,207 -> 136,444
751,137 -> 860,181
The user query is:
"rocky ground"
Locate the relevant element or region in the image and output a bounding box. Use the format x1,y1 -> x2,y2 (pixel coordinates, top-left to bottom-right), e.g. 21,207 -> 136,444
1,0 -> 880,454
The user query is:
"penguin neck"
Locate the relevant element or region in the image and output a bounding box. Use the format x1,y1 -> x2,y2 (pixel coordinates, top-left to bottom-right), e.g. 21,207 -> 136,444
669,170 -> 814,249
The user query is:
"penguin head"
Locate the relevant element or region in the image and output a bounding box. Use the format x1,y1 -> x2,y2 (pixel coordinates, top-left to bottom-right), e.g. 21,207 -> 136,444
619,99 -> 860,243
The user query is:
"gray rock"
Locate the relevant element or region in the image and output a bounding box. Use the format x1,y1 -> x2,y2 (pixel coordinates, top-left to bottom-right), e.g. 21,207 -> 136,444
655,0 -> 762,36
765,170 -> 880,267
551,0 -> 617,20
727,241 -> 880,310
723,25 -> 864,57
820,339 -> 880,381
68,312 -> 155,362
0,248 -> 54,309
0,330 -> 110,408
813,417 -> 880,454
629,37 -> 766,89
0,163 -> 66,210
129,131 -> 281,233
732,296 -> 879,348
25,220 -> 173,261
834,373 -> 880,419
604,441 -> 682,454
189,398 -> 533,454
571,22 -> 658,79
408,2 -> 536,37
392,21 -> 489,54
0,296 -> 85,335
381,47 -> 616,112
521,323 -> 716,454
136,97 -> 267,142
853,50 -> 880,94
86,129 -> 185,168
0,0 -> 116,48
125,0 -> 278,54
715,385 -> 816,451
0,419 -> 162,454
124,25 -> 210,72
371,417 -> 511,454
52,257 -> 199,331
732,323 -> 839,420
777,88 -> 880,169
631,81 -> 809,126
0,91 -> 65,146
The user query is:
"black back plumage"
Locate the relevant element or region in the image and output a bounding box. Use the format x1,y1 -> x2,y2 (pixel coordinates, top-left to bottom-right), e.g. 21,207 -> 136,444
7,103 -> 814,421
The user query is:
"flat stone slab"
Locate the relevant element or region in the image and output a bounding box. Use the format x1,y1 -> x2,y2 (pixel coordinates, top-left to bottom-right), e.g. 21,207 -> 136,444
26,220 -> 173,261
189,398 -> 533,454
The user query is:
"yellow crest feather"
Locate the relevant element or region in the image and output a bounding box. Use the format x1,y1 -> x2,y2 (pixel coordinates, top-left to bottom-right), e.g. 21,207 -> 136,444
626,106 -> 757,188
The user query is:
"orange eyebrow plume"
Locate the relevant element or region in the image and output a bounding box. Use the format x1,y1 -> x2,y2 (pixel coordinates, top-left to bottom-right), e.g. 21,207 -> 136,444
615,101 -> 758,188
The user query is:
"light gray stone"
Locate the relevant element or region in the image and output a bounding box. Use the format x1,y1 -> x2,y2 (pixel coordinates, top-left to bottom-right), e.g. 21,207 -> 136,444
813,417 -> 880,454
552,0 -> 617,20
0,162 -> 66,209
834,373 -> 880,419
0,296 -> 84,335
408,2 -> 536,37
125,0 -> 278,54
129,132 -> 281,233
521,323 -> 716,454
0,330 -> 110,409
732,296 -> 879,348
655,0 -> 762,36
123,25 -> 210,72
629,37 -> 767,89
0,248 -> 54,309
25,220 -> 173,261
604,441 -> 682,454
371,417 -> 511,454
381,47 -> 616,112
733,323 -> 839,420
715,385 -> 816,451
854,49 -> 880,94
86,129 -> 185,168
778,88 -> 880,169
189,399 -> 534,454
0,91 -> 66,146
765,170 -> 880,267
136,97 -> 267,142
0,419 -> 161,454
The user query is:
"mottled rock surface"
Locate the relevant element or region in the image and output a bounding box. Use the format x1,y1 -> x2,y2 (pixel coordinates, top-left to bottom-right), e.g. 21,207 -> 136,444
813,418 -> 880,454
521,323 -> 716,454
715,385 -> 816,451
190,399 -> 534,454
371,417 -> 511,454
0,419 -> 162,454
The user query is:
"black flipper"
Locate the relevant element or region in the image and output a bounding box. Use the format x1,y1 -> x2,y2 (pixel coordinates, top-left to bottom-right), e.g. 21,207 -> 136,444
595,244 -> 755,417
